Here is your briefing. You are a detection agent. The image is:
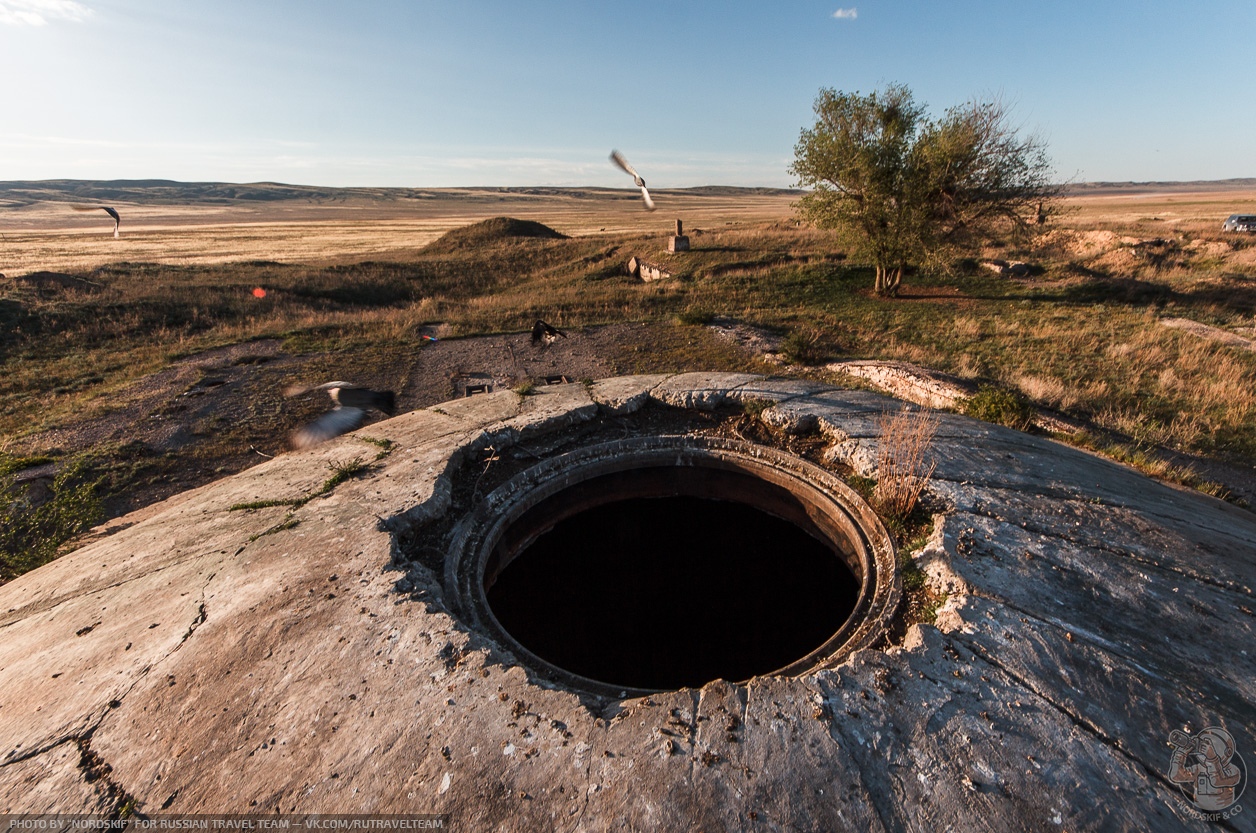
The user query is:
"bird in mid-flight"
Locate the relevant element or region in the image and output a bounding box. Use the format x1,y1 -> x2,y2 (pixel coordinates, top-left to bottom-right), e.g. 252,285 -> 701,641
72,205 -> 121,237
283,382 -> 397,449
531,319 -> 567,347
610,150 -> 656,211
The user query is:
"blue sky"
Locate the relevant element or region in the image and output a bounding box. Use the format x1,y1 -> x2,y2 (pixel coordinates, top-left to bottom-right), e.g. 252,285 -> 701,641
1,0 -> 1253,188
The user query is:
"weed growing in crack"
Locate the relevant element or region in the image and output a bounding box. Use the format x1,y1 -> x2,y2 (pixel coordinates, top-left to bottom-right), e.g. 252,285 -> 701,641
317,455 -> 370,496
249,515 -> 302,541
873,408 -> 939,523
229,497 -> 299,511
358,435 -> 396,461
230,455 -> 373,540
739,397 -> 774,419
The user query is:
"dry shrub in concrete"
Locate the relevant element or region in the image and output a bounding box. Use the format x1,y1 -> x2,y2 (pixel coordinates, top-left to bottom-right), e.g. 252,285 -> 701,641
874,408 -> 939,521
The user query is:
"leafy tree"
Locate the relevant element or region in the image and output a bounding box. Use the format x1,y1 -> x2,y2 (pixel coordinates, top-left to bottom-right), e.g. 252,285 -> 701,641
791,84 -> 1060,296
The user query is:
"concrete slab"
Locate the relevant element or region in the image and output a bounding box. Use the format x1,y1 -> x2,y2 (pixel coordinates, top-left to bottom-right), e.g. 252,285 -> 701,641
589,374 -> 670,416
0,375 -> 1252,830
650,372 -> 764,410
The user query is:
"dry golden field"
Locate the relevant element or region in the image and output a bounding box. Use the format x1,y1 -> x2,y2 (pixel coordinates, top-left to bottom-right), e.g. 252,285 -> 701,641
4,182 -> 1253,276
0,188 -> 800,276
4,179 -> 1256,580
1065,184 -> 1256,227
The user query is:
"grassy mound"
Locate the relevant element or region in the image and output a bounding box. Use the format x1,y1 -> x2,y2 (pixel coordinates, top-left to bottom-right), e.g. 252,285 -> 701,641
423,217 -> 567,254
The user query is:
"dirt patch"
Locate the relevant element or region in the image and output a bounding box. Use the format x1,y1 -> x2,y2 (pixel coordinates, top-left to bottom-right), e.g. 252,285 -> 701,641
889,285 -> 974,303
854,285 -> 975,306
1089,247 -> 1141,275
10,322 -> 770,519
401,327 -> 615,406
14,313 -> 1256,537
706,318 -> 784,362
8,272 -> 104,293
18,339 -> 288,455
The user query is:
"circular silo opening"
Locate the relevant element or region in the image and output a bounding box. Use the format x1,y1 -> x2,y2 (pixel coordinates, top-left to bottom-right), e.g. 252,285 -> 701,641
445,437 -> 898,697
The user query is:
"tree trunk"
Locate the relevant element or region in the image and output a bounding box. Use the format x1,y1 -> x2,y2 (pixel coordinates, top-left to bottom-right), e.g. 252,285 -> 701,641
886,265 -> 902,297
874,264 -> 903,297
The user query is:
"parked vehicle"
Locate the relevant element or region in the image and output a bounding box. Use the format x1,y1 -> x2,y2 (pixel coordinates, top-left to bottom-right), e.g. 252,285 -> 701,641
1222,214 -> 1256,232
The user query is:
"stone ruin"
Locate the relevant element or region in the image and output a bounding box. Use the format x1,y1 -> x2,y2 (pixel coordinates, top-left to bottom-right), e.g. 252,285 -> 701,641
0,373 -> 1252,829
625,256 -> 671,282
668,219 -> 690,253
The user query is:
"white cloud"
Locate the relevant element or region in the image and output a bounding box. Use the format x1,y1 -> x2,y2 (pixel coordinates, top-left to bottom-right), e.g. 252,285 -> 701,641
0,0 -> 93,26
831,7 -> 857,20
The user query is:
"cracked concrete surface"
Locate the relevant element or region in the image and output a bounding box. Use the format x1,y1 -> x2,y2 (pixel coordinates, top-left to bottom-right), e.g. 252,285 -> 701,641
0,374 -> 1253,830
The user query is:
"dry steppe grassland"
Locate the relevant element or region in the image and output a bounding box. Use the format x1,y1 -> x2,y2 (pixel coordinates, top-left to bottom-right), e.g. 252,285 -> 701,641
1,179 -> 1255,581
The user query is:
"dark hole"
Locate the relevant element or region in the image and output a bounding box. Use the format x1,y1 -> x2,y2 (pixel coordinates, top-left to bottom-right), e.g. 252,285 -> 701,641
486,495 -> 860,691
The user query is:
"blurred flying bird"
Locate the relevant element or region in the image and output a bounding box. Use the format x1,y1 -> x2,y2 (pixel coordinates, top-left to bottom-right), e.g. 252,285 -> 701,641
531,319 -> 567,346
72,205 -> 121,237
610,150 -> 656,211
284,381 -> 396,449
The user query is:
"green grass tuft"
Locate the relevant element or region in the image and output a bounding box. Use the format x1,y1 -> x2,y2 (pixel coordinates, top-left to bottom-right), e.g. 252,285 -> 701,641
740,398 -> 775,418
675,308 -> 716,326
229,498 -> 300,511
962,385 -> 1036,430
1,457 -> 103,582
316,456 -> 370,496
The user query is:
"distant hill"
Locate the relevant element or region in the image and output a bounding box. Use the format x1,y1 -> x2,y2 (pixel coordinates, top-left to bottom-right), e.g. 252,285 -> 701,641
4,177 -> 1251,210
1065,178 -> 1256,195
0,179 -> 802,209
0,179 -> 457,207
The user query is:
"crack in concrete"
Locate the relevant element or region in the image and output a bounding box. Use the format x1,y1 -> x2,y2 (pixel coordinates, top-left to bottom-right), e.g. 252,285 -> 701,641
942,580 -> 1248,714
918,590 -> 1248,831
0,555 -> 203,630
682,689 -> 702,796
954,591 -> 1255,731
926,473 -> 1110,505
176,572 -> 214,649
0,735 -> 81,770
0,726 -> 143,816
9,569 -> 221,797
1,560 -> 221,774
73,731 -> 144,818
958,505 -> 1253,598
961,637 -> 1221,827
563,710 -> 602,833
724,378 -> 816,406
811,691 -> 904,833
